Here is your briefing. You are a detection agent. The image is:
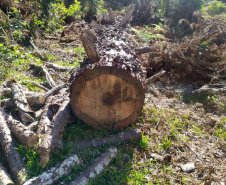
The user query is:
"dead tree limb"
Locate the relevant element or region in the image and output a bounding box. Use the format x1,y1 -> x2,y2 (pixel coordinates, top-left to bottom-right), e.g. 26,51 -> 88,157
121,4 -> 136,27
38,94 -> 72,167
90,21 -> 103,32
3,111 -> 38,147
45,62 -> 74,73
27,121 -> 39,131
82,29 -> 97,44
11,83 -> 34,124
26,81 -> 49,92
108,8 -> 115,24
76,129 -> 142,148
29,38 -> 43,59
70,146 -> 117,185
0,111 -> 26,185
23,154 -> 81,185
81,36 -> 99,63
135,46 -> 152,55
1,78 -> 17,88
193,85 -> 226,95
0,163 -> 14,185
146,69 -> 166,84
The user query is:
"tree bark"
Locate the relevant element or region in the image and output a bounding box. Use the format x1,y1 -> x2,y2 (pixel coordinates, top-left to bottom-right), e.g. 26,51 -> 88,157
11,83 -> 34,124
37,88 -> 73,167
2,111 -> 38,147
0,163 -> 14,185
45,62 -> 74,73
23,154 -> 81,185
0,111 -> 26,185
70,146 -> 117,185
0,87 -> 11,97
70,15 -> 146,129
76,129 -> 142,148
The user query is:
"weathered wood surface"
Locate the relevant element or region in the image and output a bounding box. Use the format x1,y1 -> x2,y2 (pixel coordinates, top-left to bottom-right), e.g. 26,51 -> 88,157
11,83 -> 34,124
3,111 -> 38,147
76,129 -> 142,148
0,163 -> 14,185
37,88 -> 73,167
23,154 -> 81,185
0,111 -> 26,185
70,146 -> 117,185
70,12 -> 146,129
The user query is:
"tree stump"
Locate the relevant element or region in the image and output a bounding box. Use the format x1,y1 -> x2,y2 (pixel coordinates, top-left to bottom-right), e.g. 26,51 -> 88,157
70,7 -> 146,129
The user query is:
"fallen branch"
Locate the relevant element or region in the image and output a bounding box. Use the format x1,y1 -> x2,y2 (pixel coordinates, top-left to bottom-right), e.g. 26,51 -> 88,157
23,154 -> 81,185
146,69 -> 166,84
0,98 -> 15,109
76,129 -> 142,148
45,62 -> 74,73
0,163 -> 14,185
0,111 -> 26,185
29,38 -> 43,59
11,83 -> 34,124
25,81 -> 49,92
3,111 -> 38,147
27,121 -> 39,131
70,146 -> 117,185
135,46 -> 152,55
30,63 -> 56,88
193,85 -> 226,95
121,4 -> 135,27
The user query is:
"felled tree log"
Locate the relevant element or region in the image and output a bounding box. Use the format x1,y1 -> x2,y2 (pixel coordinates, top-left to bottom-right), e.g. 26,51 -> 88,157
193,85 -> 226,95
37,89 -> 73,167
76,129 -> 142,148
0,98 -> 15,109
2,111 -> 38,147
70,11 -> 146,129
0,163 -> 14,185
70,146 -> 117,185
23,154 -> 81,185
11,83 -> 34,124
0,111 -> 26,185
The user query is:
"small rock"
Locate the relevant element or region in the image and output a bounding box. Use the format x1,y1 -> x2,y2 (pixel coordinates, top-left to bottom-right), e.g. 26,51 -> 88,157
181,163 -> 195,173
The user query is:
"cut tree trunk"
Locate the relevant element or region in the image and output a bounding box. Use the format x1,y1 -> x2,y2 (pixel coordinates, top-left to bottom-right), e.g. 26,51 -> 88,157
0,110 -> 26,185
2,111 -> 38,147
70,12 -> 146,129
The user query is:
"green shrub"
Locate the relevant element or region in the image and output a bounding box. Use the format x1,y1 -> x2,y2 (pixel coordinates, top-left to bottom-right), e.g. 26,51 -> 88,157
206,0 -> 226,16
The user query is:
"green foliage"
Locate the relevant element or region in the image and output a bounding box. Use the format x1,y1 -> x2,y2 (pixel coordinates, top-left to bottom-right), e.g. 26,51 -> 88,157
178,0 -> 205,10
161,135 -> 171,150
206,0 -> 226,16
139,132 -> 151,150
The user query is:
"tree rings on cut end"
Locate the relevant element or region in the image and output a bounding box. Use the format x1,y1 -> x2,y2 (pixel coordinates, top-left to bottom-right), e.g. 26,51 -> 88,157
70,67 -> 145,129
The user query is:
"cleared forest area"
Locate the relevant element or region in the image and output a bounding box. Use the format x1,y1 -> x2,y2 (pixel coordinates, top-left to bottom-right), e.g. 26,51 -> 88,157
0,0 -> 226,184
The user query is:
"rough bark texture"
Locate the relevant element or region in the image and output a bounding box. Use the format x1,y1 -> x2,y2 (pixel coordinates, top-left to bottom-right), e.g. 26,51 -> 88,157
0,87 -> 11,97
3,111 -> 38,147
0,111 -> 26,185
70,14 -> 146,129
11,83 -> 34,124
0,163 -> 14,185
70,146 -> 117,185
76,129 -> 142,148
23,154 -> 81,185
37,89 -> 73,167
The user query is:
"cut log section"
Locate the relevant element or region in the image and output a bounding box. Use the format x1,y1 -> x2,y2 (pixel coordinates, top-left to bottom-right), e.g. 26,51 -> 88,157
2,111 -> 38,147
70,15 -> 146,129
0,111 -> 26,185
